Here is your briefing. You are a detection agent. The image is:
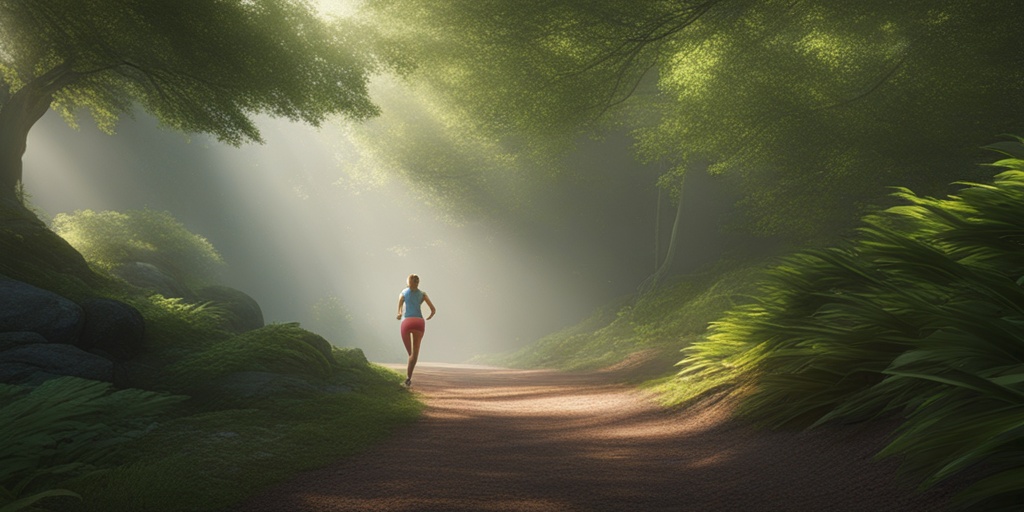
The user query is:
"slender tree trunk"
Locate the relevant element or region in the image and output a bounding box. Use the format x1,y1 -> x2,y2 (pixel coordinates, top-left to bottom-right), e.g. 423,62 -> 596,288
638,175 -> 685,296
653,187 -> 662,271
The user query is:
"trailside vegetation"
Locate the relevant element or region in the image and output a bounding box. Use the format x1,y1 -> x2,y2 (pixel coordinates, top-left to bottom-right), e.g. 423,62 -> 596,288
485,259 -> 762,373
52,209 -> 224,289
516,143 -> 1024,510
0,378 -> 185,512
0,208 -> 421,512
672,143 -> 1024,511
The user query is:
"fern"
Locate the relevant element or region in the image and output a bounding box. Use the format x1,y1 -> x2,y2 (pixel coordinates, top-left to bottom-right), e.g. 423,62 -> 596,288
0,377 -> 185,511
679,138 -> 1024,509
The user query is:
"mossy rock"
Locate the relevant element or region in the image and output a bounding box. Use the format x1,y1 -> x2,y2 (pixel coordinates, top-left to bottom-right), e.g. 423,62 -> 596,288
332,346 -> 369,368
0,200 -> 102,298
192,285 -> 264,333
162,323 -> 339,393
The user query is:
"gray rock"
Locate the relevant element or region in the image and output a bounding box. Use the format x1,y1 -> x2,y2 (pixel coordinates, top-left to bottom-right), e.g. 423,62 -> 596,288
192,285 -> 264,333
0,278 -> 83,344
111,262 -> 190,298
0,343 -> 113,385
78,298 -> 146,361
0,331 -> 48,352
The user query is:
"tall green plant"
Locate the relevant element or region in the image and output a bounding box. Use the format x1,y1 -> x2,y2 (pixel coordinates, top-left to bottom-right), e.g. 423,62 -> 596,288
679,139 -> 1024,509
52,209 -> 224,288
0,377 -> 185,511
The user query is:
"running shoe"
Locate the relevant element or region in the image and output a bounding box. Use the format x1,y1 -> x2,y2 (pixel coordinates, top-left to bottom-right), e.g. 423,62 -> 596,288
404,378 -> 411,387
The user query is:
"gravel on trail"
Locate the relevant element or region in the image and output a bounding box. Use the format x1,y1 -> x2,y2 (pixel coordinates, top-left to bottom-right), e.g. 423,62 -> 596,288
230,362 -> 958,512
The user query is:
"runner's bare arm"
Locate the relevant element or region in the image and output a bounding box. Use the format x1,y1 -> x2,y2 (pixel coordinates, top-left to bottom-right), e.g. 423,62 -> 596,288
423,293 -> 436,320
397,295 -> 405,320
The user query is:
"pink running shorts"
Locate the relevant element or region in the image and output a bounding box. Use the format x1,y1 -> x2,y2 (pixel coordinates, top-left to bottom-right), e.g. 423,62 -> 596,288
401,317 -> 426,338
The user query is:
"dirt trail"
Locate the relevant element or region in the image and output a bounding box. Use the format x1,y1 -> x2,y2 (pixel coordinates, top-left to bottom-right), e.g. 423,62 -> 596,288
232,363 -> 956,511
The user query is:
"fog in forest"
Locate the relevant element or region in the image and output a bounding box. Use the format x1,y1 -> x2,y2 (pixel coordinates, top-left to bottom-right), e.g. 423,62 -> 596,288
23,96 -> 737,363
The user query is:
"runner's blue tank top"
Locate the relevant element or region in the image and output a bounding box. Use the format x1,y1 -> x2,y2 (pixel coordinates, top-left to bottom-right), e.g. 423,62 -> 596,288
402,288 -> 424,318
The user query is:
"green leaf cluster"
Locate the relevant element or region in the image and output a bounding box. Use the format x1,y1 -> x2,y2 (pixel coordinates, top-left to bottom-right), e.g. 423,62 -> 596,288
0,0 -> 385,142
52,209 -> 223,288
0,377 -> 184,512
488,259 -> 760,371
679,141 -> 1024,509
64,366 -> 420,512
355,0 -> 1024,240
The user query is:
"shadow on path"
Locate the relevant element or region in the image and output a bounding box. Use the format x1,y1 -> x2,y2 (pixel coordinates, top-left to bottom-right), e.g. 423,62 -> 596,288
231,363 -> 956,511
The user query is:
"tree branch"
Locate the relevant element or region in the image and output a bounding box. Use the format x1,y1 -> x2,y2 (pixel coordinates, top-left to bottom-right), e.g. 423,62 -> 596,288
809,53 -> 908,113
556,0 -> 726,119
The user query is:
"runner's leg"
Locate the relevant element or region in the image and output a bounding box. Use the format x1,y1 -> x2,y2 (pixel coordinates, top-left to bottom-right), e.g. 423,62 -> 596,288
408,330 -> 423,380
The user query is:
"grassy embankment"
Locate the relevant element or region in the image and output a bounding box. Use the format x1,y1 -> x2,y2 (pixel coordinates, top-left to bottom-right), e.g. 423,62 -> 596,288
492,143 -> 1024,511
0,206 -> 421,512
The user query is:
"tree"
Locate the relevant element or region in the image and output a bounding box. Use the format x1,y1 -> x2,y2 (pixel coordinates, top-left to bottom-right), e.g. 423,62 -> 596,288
0,0 -> 389,204
356,0 -> 1024,243
631,0 -> 1024,239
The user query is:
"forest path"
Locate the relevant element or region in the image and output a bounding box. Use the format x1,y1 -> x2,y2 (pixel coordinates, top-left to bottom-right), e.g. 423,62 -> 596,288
232,363 -> 956,511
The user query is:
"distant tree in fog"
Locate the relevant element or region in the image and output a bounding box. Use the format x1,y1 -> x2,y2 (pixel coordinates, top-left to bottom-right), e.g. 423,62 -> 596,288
0,0 -> 397,206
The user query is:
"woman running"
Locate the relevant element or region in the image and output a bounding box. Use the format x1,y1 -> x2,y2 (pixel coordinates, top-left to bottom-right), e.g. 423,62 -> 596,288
396,273 -> 436,387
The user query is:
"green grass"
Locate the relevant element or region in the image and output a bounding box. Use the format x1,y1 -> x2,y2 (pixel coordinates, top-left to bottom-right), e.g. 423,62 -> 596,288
60,364 -> 420,512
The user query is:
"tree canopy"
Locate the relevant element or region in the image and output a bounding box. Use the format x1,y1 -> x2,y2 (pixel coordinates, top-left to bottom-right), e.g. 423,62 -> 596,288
355,0 -> 1024,240
0,0 -> 389,200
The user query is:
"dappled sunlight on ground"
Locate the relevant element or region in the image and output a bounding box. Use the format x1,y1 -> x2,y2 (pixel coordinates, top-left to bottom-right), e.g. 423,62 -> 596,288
232,363 -> 957,512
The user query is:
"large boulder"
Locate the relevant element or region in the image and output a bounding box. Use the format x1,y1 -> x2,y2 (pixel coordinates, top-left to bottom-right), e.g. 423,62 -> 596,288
77,298 -> 146,361
0,278 -> 83,344
0,342 -> 113,385
111,261 -> 190,298
0,331 -> 49,352
193,285 -> 264,333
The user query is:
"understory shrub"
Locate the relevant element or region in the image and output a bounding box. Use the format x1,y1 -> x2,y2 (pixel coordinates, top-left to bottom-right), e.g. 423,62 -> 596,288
489,259 -> 761,371
678,140 -> 1024,510
0,378 -> 184,512
52,209 -> 224,288
162,323 -> 339,392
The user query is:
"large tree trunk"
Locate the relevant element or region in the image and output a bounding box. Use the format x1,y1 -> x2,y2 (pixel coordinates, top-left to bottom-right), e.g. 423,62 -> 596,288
0,86 -> 53,203
0,65 -> 99,284
0,63 -> 74,204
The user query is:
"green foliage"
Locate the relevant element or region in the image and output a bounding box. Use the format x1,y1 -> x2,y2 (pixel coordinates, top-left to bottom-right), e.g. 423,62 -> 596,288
162,323 -> 338,391
357,0 -> 1023,240
51,209 -> 223,288
350,0 -> 660,220
0,208 -> 106,299
130,295 -> 231,356
0,377 -> 185,512
332,345 -> 370,368
64,365 -> 421,512
635,0 -> 1021,239
676,145 -> 1024,508
0,0 -> 388,144
490,259 -> 760,371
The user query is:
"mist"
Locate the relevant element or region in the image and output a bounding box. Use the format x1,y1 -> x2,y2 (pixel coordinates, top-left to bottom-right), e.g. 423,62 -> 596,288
23,105 -> 734,363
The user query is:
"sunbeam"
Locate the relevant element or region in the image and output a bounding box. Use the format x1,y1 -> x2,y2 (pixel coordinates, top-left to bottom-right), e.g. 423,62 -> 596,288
22,108 -> 590,363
